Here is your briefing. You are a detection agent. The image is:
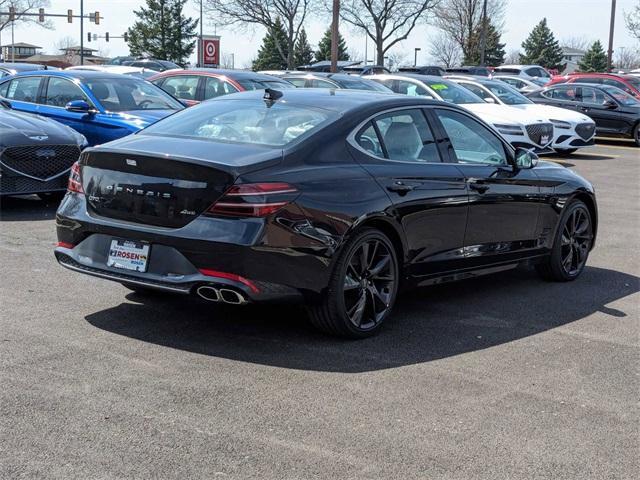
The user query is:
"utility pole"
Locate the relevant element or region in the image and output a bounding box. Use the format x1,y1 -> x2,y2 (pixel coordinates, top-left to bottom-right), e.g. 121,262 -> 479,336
80,0 -> 84,65
330,0 -> 339,73
479,0 -> 488,66
607,0 -> 616,72
199,0 -> 203,67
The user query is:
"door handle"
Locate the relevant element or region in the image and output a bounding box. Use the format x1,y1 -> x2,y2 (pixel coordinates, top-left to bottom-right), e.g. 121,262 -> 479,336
467,178 -> 490,193
387,182 -> 415,195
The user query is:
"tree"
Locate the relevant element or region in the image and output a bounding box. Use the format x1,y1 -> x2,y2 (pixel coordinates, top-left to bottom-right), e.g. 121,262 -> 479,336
578,40 -> 608,72
464,20 -> 505,66
293,27 -> 314,66
615,48 -> 640,71
315,27 -> 349,61
339,0 -> 437,66
561,36 -> 591,52
252,18 -> 289,71
126,0 -> 198,65
0,1 -> 51,49
434,0 -> 506,63
520,18 -> 565,70
504,49 -> 521,64
428,32 -> 462,68
625,1 -> 640,42
205,0 -> 311,70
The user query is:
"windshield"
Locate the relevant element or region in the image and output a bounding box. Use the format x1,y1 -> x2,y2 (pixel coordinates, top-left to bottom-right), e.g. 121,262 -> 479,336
85,78 -> 183,112
335,76 -> 391,92
236,78 -> 295,91
423,79 -> 484,104
140,99 -> 337,147
484,82 -> 532,105
601,85 -> 640,106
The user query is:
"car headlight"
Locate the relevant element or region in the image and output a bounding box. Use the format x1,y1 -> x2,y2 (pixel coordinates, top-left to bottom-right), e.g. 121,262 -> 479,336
75,132 -> 89,149
550,119 -> 571,129
493,124 -> 524,136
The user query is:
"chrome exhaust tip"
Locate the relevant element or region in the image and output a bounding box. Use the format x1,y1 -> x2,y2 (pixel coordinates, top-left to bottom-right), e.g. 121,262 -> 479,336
219,288 -> 247,305
196,286 -> 220,302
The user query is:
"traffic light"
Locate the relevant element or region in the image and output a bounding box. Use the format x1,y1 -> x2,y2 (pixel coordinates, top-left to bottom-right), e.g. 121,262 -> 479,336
95,12 -> 100,25
87,32 -> 92,42
67,9 -> 73,23
123,32 -> 129,42
105,32 -> 109,42
8,6 -> 15,21
39,8 -> 45,22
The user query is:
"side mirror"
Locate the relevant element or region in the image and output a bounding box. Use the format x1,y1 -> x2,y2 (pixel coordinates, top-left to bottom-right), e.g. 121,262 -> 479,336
65,100 -> 96,114
602,99 -> 617,109
515,148 -> 539,169
484,96 -> 496,103
0,98 -> 11,109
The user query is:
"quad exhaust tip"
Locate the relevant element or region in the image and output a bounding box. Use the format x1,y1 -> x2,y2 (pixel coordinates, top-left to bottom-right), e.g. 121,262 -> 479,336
196,285 -> 248,305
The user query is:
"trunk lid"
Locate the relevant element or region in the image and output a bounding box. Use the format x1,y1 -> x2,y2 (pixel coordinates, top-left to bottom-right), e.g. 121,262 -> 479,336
81,135 -> 282,228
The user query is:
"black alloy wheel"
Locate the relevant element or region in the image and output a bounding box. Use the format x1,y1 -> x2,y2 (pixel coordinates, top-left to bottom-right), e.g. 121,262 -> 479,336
308,228 -> 399,338
537,200 -> 593,281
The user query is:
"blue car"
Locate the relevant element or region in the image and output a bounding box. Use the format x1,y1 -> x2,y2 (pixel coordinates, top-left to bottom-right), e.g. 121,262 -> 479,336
0,70 -> 184,145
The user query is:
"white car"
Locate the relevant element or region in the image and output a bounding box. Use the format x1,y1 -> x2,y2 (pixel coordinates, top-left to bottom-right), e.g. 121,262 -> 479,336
447,77 -> 596,154
492,74 -> 547,93
493,64 -> 552,82
369,74 -> 556,154
65,65 -> 156,79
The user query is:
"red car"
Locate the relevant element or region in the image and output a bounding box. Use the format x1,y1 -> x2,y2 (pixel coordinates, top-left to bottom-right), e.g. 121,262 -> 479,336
148,69 -> 294,106
547,72 -> 640,98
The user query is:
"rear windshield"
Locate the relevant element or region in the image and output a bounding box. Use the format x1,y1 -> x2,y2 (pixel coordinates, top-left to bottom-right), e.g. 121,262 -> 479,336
624,76 -> 640,90
484,82 -> 532,104
236,78 -> 295,90
423,79 -> 483,104
334,76 -> 391,92
140,98 -> 337,147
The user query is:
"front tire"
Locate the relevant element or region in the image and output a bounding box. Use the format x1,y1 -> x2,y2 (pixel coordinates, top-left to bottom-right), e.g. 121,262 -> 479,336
536,200 -> 593,281
307,228 -> 399,338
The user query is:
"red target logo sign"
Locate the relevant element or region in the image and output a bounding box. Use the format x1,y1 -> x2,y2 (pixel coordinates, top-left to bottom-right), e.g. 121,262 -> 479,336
202,37 -> 220,66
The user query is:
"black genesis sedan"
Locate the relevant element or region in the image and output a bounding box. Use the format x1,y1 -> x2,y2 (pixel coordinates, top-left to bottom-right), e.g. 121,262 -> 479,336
1,100 -> 87,198
54,89 -> 597,338
527,83 -> 640,146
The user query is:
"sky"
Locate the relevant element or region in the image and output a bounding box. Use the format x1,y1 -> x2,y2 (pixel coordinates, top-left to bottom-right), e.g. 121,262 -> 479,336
3,0 -> 638,67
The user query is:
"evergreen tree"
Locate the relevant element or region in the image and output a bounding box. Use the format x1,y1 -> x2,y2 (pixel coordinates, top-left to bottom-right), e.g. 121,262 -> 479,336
315,28 -> 349,62
578,40 -> 608,72
127,0 -> 197,65
464,20 -> 506,67
252,19 -> 289,71
519,18 -> 565,70
293,28 -> 314,67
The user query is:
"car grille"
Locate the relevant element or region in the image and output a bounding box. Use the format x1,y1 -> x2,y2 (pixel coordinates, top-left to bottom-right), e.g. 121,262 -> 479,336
575,123 -> 596,141
0,171 -> 67,195
0,145 -> 81,181
525,123 -> 554,146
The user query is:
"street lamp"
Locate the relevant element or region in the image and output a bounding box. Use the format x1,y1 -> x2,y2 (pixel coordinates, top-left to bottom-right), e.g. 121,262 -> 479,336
414,47 -> 421,67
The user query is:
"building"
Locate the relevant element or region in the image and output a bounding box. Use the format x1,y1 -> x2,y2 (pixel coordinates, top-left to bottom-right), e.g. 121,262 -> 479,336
20,45 -> 110,69
562,47 -> 586,74
0,42 -> 42,61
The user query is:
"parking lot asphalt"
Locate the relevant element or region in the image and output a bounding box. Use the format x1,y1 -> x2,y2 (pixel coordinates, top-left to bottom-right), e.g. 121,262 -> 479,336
1,141 -> 638,480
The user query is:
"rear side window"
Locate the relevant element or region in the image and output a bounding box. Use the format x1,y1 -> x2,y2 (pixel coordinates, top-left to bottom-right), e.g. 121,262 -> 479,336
542,85 -> 577,101
355,123 -> 383,157
159,75 -> 200,100
285,77 -> 307,88
45,77 -> 90,107
358,109 -> 440,163
579,86 -> 606,105
4,76 -> 41,102
435,109 -> 507,165
396,80 -> 432,97
310,79 -> 336,88
203,77 -> 239,99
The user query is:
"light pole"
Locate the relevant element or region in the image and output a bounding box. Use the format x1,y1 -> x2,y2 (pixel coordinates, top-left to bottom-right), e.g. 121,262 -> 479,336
607,0 -> 616,72
199,0 -> 203,67
479,0 -> 488,66
414,47 -> 421,67
330,0 -> 340,73
80,0 -> 84,65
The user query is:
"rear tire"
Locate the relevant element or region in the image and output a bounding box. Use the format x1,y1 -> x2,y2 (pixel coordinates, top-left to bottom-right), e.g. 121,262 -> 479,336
554,148 -> 578,155
307,228 -> 399,338
633,124 -> 640,147
536,200 -> 593,282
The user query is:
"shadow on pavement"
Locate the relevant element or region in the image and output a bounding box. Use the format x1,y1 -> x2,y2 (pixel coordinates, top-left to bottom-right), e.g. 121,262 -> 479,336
0,195 -> 61,222
85,266 -> 639,373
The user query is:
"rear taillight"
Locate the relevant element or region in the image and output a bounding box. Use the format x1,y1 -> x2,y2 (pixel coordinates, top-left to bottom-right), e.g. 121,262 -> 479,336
67,161 -> 83,194
206,182 -> 298,217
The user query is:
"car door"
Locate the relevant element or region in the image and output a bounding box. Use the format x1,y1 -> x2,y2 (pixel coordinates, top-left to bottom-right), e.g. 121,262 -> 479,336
575,85 -> 625,134
432,107 -> 546,265
348,107 -> 469,277
0,75 -> 43,115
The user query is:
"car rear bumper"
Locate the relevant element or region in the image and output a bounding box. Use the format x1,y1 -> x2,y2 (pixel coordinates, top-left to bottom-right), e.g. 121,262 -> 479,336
54,194 -> 334,301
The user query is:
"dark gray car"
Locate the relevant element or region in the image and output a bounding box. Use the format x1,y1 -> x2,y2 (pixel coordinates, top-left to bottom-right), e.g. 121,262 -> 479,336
0,101 -> 87,198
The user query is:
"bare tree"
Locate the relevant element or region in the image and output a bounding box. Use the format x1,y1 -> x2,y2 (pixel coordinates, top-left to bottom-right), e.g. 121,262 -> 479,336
0,1 -> 51,34
615,47 -> 640,70
434,0 -> 505,61
338,0 -> 438,66
385,50 -> 407,71
504,48 -> 521,64
625,1 -> 640,42
54,35 -> 76,52
204,0 -> 312,69
220,52 -> 235,69
561,36 -> 591,51
427,31 -> 462,67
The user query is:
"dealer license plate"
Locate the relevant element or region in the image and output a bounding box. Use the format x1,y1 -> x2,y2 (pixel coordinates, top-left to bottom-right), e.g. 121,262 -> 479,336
540,134 -> 550,144
107,239 -> 150,272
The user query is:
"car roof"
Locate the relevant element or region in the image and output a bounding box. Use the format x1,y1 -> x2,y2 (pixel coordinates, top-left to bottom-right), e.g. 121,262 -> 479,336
1,70 -> 146,81
0,62 -> 47,71
567,72 -> 635,80
151,68 -> 286,81
216,87 -> 448,113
